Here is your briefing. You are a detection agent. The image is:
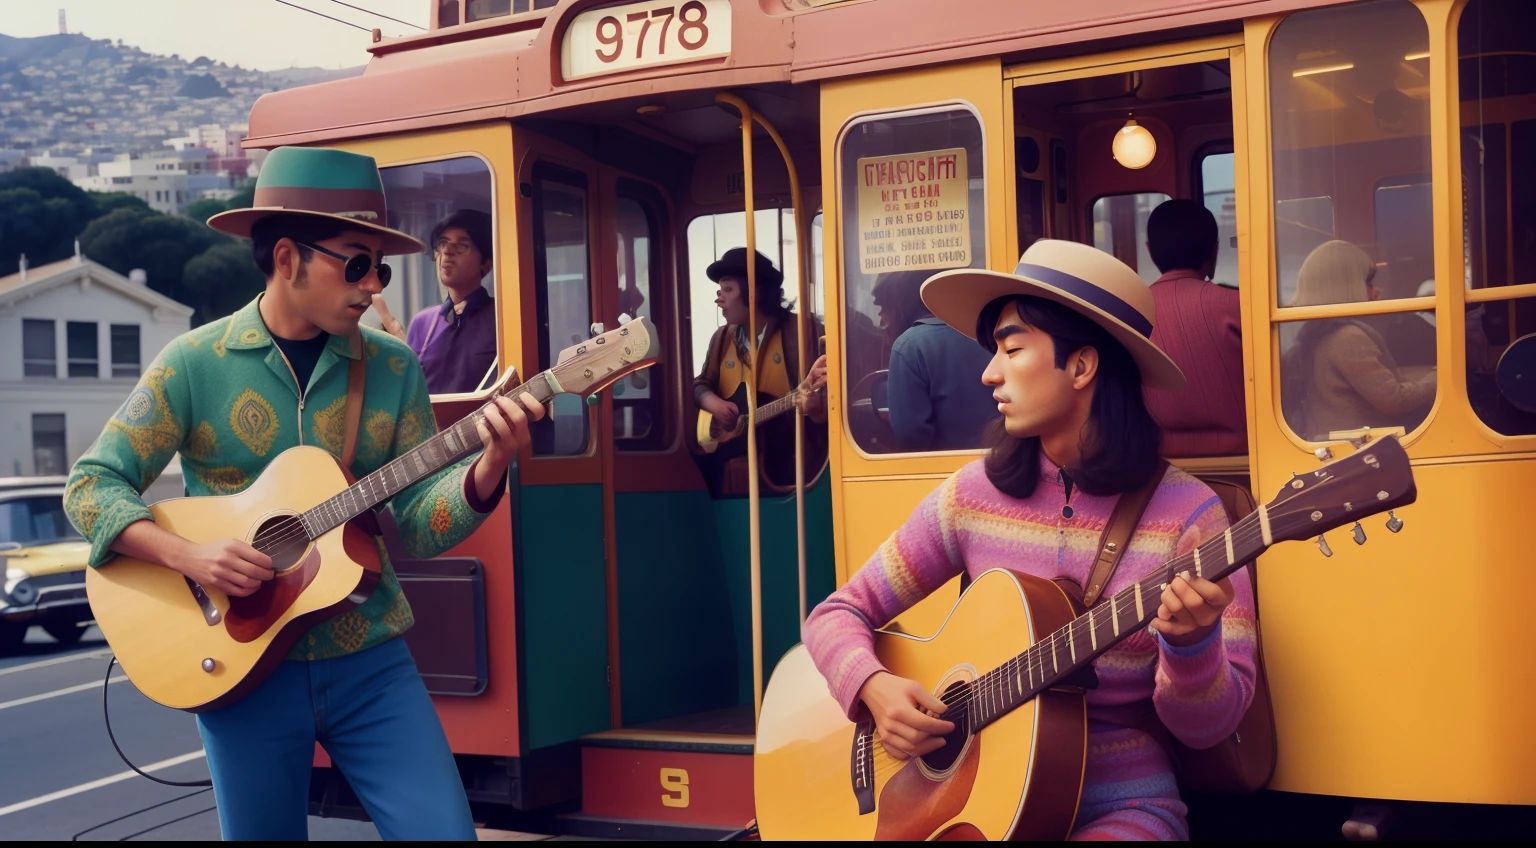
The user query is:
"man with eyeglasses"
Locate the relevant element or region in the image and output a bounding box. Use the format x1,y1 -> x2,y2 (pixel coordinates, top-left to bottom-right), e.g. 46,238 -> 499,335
64,147 -> 538,840
374,209 -> 497,395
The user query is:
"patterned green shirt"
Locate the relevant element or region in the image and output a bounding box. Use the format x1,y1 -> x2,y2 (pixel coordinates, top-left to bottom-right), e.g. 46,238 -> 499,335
64,296 -> 499,660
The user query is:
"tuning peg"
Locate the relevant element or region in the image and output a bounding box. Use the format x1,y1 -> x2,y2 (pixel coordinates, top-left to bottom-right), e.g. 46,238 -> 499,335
618,312 -> 633,325
1351,522 -> 1366,545
590,322 -> 606,336
1349,434 -> 1372,449
1316,533 -> 1333,557
1385,511 -> 1404,533
1314,447 -> 1334,461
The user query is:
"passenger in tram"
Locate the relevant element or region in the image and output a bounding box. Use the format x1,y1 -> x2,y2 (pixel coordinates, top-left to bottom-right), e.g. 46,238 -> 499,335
393,209 -> 498,395
803,240 -> 1255,841
1141,199 -> 1248,457
693,247 -> 828,490
1282,240 -> 1436,439
874,270 -> 996,451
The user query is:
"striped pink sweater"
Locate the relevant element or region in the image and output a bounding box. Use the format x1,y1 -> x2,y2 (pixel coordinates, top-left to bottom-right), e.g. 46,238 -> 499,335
803,456 -> 1257,840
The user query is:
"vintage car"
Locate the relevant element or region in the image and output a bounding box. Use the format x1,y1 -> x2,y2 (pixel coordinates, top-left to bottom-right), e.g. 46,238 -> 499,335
0,476 -> 92,653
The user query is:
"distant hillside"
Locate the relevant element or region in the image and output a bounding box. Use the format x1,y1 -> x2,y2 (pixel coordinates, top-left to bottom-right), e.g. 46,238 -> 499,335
0,32 -> 363,152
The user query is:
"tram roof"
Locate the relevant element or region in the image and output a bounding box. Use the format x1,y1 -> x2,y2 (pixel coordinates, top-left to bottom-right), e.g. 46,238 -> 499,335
245,0 -> 1352,149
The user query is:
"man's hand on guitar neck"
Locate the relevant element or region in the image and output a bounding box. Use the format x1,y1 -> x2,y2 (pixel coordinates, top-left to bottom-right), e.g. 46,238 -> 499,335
792,354 -> 829,420
470,394 -> 544,503
856,670 -> 956,761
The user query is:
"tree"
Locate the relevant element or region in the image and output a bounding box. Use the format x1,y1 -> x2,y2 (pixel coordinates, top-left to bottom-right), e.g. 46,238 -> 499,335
184,196 -> 227,224
78,207 -> 224,309
0,187 -> 84,276
183,240 -> 265,324
92,192 -> 150,215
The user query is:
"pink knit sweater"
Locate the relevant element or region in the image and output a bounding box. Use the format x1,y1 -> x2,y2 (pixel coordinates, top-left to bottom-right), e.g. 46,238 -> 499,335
803,456 -> 1257,840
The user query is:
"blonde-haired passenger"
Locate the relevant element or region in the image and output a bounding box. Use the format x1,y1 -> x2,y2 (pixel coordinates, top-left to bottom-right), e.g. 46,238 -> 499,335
1282,240 -> 1436,439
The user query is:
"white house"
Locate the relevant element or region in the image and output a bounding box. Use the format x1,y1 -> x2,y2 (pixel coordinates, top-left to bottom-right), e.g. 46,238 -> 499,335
0,252 -> 192,501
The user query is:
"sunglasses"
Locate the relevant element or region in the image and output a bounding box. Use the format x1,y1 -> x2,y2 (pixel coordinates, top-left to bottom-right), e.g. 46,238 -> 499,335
297,242 -> 392,288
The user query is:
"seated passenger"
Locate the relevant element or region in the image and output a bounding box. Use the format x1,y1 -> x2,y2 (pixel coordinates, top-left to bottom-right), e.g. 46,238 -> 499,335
873,270 -> 996,451
400,209 -> 498,395
1282,240 -> 1436,439
804,239 -> 1255,842
1141,199 -> 1248,457
693,247 -> 827,490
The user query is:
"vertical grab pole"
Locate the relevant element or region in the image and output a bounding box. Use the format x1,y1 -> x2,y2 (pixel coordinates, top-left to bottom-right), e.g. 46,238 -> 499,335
717,93 -> 813,627
716,93 -> 764,719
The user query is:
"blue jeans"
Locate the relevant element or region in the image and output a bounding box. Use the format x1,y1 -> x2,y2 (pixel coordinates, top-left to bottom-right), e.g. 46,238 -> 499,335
196,636 -> 475,841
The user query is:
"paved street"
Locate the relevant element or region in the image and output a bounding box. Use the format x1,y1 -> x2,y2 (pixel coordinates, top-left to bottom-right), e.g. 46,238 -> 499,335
0,626 -> 380,841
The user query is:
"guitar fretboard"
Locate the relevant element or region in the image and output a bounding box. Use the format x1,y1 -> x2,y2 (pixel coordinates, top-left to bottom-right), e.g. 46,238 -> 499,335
955,507 -> 1271,734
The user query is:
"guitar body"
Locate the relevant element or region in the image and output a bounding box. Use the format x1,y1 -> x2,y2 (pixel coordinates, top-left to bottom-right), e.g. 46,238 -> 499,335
755,569 -> 1089,840
85,445 -> 382,712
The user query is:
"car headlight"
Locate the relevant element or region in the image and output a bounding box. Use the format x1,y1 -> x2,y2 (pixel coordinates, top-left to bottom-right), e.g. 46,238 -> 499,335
8,578 -> 35,606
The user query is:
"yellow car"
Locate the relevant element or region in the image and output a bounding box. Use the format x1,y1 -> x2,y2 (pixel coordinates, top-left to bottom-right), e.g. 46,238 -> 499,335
0,476 -> 93,653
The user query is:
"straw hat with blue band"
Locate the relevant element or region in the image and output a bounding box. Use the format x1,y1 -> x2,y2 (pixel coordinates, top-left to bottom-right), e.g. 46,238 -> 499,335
919,239 -> 1187,391
206,147 -> 424,256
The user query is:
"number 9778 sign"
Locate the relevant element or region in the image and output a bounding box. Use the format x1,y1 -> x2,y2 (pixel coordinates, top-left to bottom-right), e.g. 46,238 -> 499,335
561,0 -> 732,82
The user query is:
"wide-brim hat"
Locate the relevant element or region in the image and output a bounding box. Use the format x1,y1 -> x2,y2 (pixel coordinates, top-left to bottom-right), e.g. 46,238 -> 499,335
706,247 -> 783,289
920,239 -> 1186,390
206,147 -> 424,255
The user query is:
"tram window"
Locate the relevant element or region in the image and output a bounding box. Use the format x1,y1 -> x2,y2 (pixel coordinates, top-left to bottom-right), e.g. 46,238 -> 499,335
1269,0 -> 1433,308
1278,311 -> 1436,441
375,156 -> 499,398
1091,192 -> 1171,285
531,167 -> 592,456
1373,177 -> 1433,300
837,106 -> 989,455
466,1 -> 555,22
685,209 -> 808,383
614,191 -> 667,450
1459,0 -> 1536,435
1198,152 -> 1239,288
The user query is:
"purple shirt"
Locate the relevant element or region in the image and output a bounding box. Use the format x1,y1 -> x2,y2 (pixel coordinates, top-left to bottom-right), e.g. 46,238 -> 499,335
406,286 -> 498,395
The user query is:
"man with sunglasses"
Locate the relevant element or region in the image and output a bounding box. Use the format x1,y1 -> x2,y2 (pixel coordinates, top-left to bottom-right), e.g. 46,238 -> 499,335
64,147 -> 539,840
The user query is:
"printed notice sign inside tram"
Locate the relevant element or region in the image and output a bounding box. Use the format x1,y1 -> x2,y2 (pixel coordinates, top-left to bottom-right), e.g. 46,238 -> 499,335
856,148 -> 969,275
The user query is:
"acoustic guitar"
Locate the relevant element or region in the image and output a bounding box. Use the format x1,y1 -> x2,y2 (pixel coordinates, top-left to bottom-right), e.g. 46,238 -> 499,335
86,318 -> 657,712
695,380 -> 818,455
754,435 -> 1416,840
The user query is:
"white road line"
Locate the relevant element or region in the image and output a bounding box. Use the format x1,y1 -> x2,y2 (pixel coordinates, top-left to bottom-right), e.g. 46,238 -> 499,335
0,675 -> 128,711
0,649 -> 111,677
0,750 -> 207,819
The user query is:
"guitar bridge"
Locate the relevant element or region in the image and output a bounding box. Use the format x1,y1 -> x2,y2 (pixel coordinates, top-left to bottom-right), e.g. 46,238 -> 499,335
851,718 -> 876,815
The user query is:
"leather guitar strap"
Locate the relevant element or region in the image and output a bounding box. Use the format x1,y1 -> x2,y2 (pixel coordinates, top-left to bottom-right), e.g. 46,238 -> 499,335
1081,460 -> 1168,607
340,340 -> 367,471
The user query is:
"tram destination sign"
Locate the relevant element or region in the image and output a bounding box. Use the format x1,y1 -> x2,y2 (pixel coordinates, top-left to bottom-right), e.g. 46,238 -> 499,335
562,0 -> 732,82
856,147 -> 970,275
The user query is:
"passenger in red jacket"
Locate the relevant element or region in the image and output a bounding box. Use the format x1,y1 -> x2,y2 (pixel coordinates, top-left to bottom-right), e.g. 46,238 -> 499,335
1142,199 -> 1248,457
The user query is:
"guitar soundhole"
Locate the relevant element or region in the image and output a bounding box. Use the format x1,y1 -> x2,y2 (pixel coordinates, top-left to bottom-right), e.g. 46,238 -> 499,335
252,514 -> 310,572
921,680 -> 973,773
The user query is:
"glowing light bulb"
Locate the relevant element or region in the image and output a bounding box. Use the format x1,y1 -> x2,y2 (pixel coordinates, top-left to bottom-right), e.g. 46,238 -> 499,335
1112,119 -> 1157,170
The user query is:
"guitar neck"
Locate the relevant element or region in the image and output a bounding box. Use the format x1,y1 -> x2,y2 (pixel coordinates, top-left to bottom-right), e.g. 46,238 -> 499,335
294,369 -> 565,541
962,507 -> 1270,734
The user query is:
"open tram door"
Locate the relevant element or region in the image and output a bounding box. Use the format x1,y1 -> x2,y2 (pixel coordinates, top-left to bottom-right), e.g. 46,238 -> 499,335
504,87 -> 835,836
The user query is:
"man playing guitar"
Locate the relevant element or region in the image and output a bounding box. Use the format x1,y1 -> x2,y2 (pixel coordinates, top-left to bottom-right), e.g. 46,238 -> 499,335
802,241 -> 1258,840
63,147 -> 542,840
692,247 -> 829,491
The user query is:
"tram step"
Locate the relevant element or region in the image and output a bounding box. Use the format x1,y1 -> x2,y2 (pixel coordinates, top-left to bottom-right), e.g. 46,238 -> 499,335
574,730 -> 755,837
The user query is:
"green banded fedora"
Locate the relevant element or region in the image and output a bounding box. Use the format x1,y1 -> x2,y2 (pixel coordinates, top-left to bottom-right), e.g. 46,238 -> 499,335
206,147 -> 424,255
920,239 -> 1186,391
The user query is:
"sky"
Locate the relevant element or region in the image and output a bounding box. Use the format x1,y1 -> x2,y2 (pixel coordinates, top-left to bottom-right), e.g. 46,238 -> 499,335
0,0 -> 429,71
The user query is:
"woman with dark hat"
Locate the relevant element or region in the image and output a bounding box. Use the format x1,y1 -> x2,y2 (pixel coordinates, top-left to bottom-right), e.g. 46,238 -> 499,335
692,247 -> 828,490
801,240 -> 1258,840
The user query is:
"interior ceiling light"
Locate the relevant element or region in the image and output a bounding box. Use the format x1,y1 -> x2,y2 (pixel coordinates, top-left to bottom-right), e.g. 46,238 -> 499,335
1112,118 -> 1156,170
1293,62 -> 1355,78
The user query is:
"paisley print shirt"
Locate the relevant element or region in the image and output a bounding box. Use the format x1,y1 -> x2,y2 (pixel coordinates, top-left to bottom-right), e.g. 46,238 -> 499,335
65,296 -> 503,660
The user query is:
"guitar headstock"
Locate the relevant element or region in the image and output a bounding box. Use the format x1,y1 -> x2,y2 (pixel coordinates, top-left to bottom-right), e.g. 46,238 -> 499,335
1262,434 -> 1417,548
545,316 -> 658,397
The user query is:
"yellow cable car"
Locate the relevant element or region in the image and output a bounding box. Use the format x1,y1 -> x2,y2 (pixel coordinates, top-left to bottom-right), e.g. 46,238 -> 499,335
248,0 -> 1536,838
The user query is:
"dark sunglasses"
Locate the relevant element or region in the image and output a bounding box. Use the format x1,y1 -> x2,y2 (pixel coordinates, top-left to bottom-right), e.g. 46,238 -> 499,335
297,242 -> 392,288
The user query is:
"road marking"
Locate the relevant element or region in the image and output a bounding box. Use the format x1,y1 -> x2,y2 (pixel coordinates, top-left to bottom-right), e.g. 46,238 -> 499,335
0,675 -> 127,711
0,750 -> 207,818
0,649 -> 110,677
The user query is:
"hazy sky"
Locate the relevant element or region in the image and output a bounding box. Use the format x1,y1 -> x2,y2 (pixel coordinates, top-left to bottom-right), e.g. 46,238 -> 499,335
0,0 -> 429,71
